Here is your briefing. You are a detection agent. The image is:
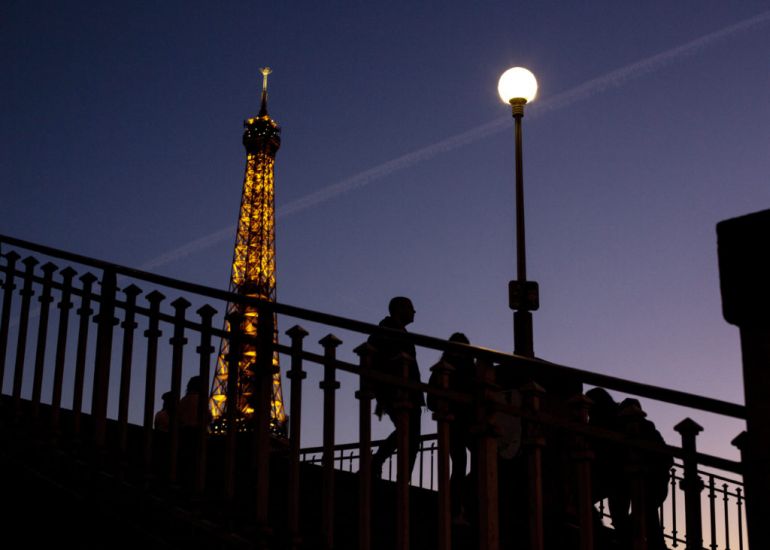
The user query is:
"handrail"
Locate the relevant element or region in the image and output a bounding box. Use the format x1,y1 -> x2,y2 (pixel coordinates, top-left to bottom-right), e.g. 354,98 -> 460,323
0,233 -> 745,419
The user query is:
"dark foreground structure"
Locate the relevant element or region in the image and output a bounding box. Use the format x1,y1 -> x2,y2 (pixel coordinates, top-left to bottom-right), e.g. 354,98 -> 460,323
0,211 -> 767,549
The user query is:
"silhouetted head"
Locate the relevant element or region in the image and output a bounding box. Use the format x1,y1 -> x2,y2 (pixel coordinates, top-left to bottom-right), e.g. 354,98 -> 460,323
186,375 -> 205,395
448,332 -> 470,345
443,332 -> 471,362
388,296 -> 415,327
161,391 -> 175,410
586,387 -> 617,424
617,397 -> 646,419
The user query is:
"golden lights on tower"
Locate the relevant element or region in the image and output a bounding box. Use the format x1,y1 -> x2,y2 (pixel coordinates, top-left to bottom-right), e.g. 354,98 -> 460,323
209,68 -> 286,433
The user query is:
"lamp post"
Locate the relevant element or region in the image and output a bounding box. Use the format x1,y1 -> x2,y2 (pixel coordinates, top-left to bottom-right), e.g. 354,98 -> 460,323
498,67 -> 539,358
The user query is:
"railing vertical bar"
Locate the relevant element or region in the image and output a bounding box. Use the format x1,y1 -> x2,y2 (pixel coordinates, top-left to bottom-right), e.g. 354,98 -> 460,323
50,267 -> 75,433
287,325 -> 308,549
355,342 -> 374,550
193,304 -> 217,497
626,404 -> 650,550
475,359 -> 500,550
320,333 -> 342,550
431,442 -> 436,491
659,505 -> 665,544
722,483 -> 731,550
736,487 -> 744,550
708,475 -> 717,550
522,382 -> 545,550
117,284 -> 141,456
72,272 -> 97,437
418,437 -> 424,488
0,251 -> 21,394
671,469 -> 679,547
432,359 -> 452,550
569,394 -> 594,550
91,268 -> 118,451
167,297 -> 190,484
142,290 -> 164,478
12,256 -> 38,419
394,352 -> 413,550
253,308 -> 275,547
223,310 -> 243,503
31,262 -> 56,419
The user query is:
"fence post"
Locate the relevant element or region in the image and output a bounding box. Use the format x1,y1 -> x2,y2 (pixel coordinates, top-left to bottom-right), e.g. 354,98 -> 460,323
675,418 -> 704,550
193,304 -> 216,497
320,333 -> 342,550
431,358 -> 453,550
167,297 -> 190,484
522,381 -> 546,550
224,309 -> 243,503
354,342 -> 375,550
51,266 -> 76,434
287,324 -> 308,550
475,359 -> 500,550
0,250 -> 21,394
118,284 -> 141,456
568,394 -> 594,550
394,351 -> 414,550
31,262 -> 57,420
12,256 -> 38,419
623,406 -> 649,550
254,305 -> 276,548
142,290 -> 165,478
91,268 -> 118,451
72,272 -> 97,438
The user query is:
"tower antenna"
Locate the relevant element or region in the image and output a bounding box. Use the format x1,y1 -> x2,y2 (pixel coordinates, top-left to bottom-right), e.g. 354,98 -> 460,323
259,67 -> 272,116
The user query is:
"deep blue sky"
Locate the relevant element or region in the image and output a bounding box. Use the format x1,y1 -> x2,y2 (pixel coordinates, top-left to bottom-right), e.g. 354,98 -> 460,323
3,1 -> 769,458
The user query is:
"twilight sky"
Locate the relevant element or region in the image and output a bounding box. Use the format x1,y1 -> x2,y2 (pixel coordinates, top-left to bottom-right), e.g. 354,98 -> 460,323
2,1 -> 769,460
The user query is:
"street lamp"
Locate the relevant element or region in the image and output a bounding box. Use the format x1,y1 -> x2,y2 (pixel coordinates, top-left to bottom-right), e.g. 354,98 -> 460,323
498,67 -> 539,358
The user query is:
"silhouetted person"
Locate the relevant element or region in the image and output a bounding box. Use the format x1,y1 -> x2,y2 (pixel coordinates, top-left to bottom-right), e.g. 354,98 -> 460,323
613,398 -> 672,550
368,296 -> 424,478
586,388 -> 622,499
428,332 -> 475,524
587,389 -> 672,550
178,375 -> 210,429
154,391 -> 175,431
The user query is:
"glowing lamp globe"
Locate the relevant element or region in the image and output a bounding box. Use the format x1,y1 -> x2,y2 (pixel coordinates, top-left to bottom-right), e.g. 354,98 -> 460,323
498,67 -> 538,104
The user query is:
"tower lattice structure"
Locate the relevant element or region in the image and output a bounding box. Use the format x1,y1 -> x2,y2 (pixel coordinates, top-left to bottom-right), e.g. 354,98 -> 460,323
209,68 -> 286,432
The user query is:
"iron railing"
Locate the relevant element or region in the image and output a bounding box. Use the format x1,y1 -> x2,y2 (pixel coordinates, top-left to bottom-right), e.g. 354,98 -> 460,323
301,436 -> 748,550
0,233 -> 751,550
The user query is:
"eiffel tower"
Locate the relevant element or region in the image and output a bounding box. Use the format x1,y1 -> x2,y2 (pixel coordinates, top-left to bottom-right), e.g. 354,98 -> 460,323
209,68 -> 286,434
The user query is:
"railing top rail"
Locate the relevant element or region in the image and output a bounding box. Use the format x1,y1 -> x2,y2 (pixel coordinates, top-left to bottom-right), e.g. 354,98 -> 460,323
0,233 -> 745,419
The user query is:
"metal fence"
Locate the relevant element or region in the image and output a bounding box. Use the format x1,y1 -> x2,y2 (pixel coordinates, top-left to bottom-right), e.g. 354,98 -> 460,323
0,233 -> 751,550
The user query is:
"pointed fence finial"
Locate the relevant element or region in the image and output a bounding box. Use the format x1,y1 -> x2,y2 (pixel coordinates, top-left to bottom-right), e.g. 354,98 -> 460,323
259,67 -> 272,116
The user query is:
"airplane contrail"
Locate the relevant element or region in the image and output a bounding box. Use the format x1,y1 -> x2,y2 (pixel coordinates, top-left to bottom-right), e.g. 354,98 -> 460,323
140,9 -> 770,272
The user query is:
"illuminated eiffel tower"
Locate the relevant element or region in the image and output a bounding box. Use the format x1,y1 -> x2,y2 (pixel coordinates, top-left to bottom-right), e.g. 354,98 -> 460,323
209,68 -> 286,433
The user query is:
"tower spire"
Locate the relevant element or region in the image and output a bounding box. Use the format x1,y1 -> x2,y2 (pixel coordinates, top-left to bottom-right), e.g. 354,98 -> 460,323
259,67 -> 271,117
